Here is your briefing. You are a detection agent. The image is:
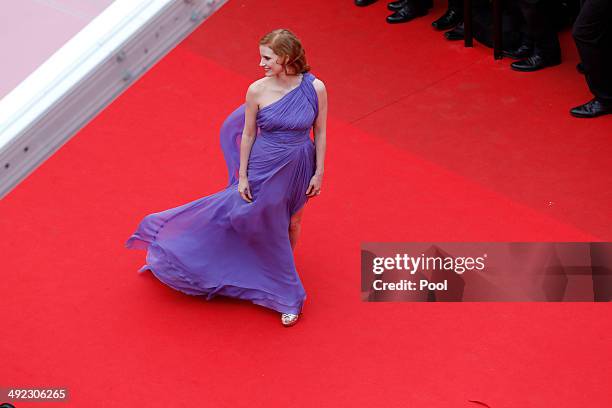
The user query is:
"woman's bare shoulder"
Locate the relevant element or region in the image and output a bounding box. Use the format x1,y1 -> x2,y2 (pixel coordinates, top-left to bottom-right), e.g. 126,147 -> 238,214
248,77 -> 270,93
312,78 -> 326,94
246,78 -> 268,103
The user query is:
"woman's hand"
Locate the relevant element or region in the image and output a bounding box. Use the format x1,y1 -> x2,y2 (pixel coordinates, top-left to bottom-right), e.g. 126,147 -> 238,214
306,174 -> 323,197
238,175 -> 253,203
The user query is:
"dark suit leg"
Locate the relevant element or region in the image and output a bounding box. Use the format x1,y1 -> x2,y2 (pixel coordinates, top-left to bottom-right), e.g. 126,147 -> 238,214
519,0 -> 561,59
572,0 -> 612,104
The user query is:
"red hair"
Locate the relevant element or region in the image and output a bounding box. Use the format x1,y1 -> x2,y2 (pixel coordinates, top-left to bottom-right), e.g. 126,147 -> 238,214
259,29 -> 310,76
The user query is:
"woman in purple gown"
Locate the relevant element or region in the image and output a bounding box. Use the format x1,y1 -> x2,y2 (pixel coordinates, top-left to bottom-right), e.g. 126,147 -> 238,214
125,29 -> 327,327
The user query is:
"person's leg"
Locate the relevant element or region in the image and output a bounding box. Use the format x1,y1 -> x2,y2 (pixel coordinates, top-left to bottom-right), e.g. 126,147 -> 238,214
572,0 -> 612,105
280,207 -> 306,326
289,207 -> 305,251
503,1 -> 534,59
512,0 -> 561,71
524,0 -> 560,57
536,0 -> 561,59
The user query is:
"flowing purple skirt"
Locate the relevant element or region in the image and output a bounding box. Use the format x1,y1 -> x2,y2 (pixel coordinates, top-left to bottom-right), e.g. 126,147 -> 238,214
125,72 -> 319,314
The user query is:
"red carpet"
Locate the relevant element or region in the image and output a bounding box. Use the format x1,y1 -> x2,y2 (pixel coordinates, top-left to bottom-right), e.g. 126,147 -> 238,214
1,1 -> 610,407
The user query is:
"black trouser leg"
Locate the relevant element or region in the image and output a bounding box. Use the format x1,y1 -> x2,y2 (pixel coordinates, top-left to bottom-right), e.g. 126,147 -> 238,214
448,0 -> 463,12
509,1 -> 533,47
573,0 -> 612,104
519,0 -> 561,58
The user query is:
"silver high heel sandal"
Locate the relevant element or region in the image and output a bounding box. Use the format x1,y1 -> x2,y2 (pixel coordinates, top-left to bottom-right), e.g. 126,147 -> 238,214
281,313 -> 299,327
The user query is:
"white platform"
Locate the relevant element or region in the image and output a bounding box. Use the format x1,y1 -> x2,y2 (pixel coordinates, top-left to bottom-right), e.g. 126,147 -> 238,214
0,0 -> 116,99
0,0 -> 227,200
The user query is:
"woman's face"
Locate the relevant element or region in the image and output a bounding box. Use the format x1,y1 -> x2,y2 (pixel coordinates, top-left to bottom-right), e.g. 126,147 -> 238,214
259,45 -> 286,77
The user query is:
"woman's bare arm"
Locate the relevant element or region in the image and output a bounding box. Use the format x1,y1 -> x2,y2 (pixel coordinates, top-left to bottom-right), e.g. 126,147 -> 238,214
239,83 -> 259,177
313,79 -> 327,176
306,78 -> 327,197
238,82 -> 260,202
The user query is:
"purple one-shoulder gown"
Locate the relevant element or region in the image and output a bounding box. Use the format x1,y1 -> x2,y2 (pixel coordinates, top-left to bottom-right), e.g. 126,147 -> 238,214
125,72 -> 318,315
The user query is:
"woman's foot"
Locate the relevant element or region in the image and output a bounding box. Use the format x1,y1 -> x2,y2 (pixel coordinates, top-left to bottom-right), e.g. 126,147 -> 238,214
281,313 -> 299,327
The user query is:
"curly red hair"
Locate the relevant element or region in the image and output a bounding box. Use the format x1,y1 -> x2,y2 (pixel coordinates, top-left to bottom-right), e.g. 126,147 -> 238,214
259,29 -> 311,76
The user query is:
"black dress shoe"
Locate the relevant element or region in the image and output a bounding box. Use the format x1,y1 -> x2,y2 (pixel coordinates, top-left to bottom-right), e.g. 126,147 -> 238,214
386,4 -> 428,23
502,43 -> 534,59
510,54 -> 561,72
576,62 -> 585,75
570,98 -> 612,118
444,22 -> 464,41
355,0 -> 378,6
432,8 -> 462,31
387,0 -> 408,11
